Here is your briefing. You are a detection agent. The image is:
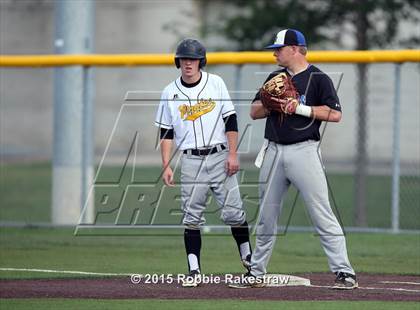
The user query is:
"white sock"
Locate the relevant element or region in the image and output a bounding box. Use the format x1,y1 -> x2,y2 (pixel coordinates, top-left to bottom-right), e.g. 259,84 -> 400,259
240,242 -> 251,260
187,254 -> 200,272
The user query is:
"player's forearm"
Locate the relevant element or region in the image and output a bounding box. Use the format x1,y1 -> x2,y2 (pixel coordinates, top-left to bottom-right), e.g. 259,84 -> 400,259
225,131 -> 238,155
160,139 -> 173,167
311,105 -> 342,122
250,101 -> 269,120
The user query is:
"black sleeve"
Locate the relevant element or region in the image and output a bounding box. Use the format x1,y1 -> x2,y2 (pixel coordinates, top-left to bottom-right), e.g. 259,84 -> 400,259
317,74 -> 342,112
223,113 -> 238,132
253,89 -> 262,103
160,128 -> 174,139
252,69 -> 284,103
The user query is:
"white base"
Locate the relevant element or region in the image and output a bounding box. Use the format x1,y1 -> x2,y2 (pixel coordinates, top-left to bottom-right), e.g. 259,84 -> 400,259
264,274 -> 311,287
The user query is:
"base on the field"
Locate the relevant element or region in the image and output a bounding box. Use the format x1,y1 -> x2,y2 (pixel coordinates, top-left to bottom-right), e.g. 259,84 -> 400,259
264,274 -> 311,287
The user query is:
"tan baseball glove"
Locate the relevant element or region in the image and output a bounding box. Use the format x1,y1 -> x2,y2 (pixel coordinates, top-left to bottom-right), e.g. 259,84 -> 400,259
260,72 -> 300,115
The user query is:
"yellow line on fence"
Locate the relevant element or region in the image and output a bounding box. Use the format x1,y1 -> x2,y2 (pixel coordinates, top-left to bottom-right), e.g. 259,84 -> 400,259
0,50 -> 419,67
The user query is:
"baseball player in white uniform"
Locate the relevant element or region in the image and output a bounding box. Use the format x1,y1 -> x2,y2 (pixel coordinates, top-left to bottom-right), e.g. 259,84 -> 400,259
155,38 -> 252,287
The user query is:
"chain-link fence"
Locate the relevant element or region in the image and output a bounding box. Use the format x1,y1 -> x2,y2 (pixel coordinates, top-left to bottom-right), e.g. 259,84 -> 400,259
1,61 -> 419,232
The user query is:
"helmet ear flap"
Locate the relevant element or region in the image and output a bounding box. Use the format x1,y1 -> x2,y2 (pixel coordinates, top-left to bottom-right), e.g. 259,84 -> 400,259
175,58 -> 180,68
199,57 -> 206,68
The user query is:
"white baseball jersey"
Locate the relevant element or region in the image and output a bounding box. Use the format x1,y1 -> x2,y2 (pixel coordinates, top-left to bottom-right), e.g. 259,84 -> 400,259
155,71 -> 236,150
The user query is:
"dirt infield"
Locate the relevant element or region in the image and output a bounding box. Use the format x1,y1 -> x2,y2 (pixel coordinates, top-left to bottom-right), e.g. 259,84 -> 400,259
1,273 -> 419,301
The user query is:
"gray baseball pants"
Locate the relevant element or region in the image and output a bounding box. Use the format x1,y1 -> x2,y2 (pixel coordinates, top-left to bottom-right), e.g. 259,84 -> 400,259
181,149 -> 246,227
251,140 -> 355,276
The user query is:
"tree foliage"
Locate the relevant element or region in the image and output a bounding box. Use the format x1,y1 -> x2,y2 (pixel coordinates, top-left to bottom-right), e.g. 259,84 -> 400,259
215,0 -> 420,50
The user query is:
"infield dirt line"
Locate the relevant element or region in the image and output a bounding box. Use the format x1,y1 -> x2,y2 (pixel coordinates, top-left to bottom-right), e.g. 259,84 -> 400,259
2,268 -> 420,294
379,281 -> 420,285
309,284 -> 420,293
0,267 -> 131,276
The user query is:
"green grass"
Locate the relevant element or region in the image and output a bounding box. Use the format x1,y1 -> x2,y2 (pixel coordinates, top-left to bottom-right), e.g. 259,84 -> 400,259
0,299 -> 419,310
0,227 -> 419,309
1,163 -> 419,229
0,228 -> 419,279
0,163 -> 51,223
1,163 -> 419,282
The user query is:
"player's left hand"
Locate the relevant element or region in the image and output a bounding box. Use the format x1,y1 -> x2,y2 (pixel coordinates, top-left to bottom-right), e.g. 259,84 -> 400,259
225,153 -> 239,176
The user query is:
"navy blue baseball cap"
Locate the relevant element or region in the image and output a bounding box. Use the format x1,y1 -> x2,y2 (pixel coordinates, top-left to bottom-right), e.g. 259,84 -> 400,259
265,29 -> 306,49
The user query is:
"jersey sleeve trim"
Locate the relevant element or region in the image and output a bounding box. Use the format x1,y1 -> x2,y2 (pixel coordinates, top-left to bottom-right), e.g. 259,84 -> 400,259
154,121 -> 173,129
222,110 -> 236,117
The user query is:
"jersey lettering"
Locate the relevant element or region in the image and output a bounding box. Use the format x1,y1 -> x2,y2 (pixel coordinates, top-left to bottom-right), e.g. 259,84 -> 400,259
178,99 -> 216,121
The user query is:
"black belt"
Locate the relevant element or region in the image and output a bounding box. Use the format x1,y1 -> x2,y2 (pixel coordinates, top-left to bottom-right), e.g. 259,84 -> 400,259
184,144 -> 226,156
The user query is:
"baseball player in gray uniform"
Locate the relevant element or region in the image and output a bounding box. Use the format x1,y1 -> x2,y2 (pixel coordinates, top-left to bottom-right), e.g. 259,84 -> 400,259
233,29 -> 357,289
155,38 -> 252,287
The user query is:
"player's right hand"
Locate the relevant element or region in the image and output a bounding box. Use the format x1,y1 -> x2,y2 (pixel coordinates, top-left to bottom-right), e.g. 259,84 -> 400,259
225,153 -> 239,176
162,166 -> 175,187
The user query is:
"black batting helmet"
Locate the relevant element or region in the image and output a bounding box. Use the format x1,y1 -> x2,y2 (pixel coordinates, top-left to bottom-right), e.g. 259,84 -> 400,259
174,38 -> 207,69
